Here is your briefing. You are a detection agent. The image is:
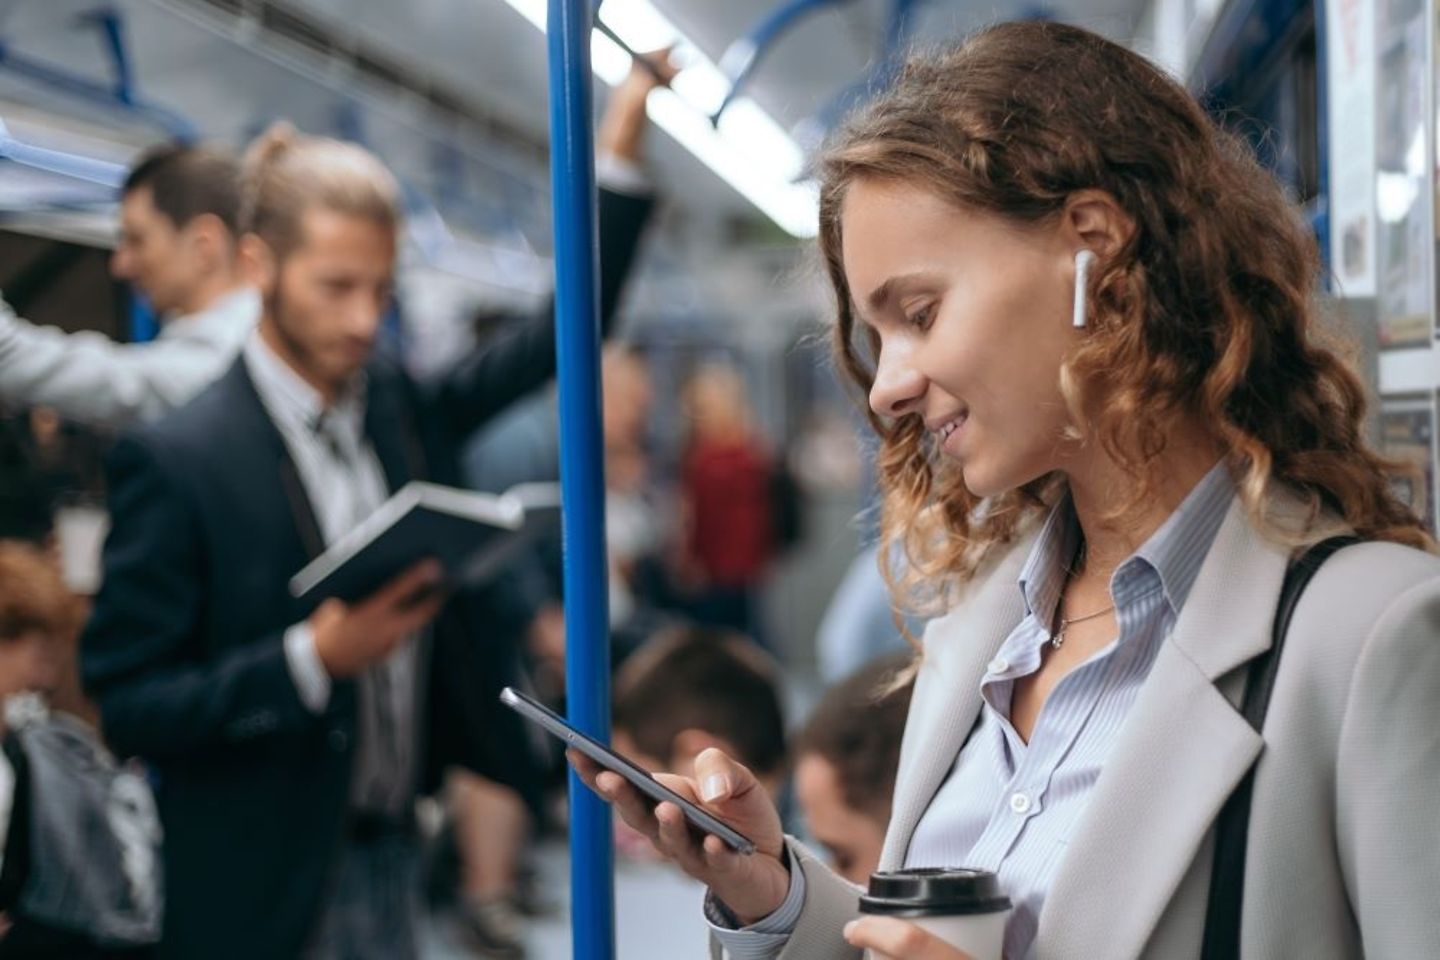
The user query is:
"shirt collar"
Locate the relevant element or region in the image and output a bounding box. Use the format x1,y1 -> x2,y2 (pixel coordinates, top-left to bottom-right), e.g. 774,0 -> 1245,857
1017,489 -> 1082,622
243,330 -> 366,442
1016,459 -> 1234,621
1127,458 -> 1234,614
165,286 -> 260,329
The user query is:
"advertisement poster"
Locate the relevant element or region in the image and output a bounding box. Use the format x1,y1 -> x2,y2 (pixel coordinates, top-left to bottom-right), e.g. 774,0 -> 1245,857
1380,392 -> 1437,533
1375,0 -> 1431,346
1327,0 -> 1377,295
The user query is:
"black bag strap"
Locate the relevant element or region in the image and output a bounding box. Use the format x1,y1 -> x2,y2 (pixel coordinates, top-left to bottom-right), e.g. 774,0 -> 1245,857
0,733 -> 31,911
1200,535 -> 1361,960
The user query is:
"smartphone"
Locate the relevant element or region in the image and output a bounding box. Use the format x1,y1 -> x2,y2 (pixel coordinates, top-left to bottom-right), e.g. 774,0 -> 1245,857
499,686 -> 757,855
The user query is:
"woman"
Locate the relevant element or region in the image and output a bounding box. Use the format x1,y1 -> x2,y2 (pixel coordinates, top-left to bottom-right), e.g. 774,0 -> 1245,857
573,20 -> 1440,960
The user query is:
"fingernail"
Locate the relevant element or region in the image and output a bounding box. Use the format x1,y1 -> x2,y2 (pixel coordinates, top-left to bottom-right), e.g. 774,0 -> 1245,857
701,774 -> 728,802
843,920 -> 857,940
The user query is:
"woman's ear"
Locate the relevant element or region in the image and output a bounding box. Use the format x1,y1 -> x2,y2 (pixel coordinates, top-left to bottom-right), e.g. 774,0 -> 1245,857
1063,189 -> 1135,259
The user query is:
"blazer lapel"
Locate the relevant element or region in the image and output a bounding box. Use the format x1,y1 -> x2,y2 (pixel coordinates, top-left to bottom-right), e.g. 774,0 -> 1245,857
364,370 -> 425,494
226,360 -> 326,562
880,531 -> 1037,871
1033,497 -> 1291,959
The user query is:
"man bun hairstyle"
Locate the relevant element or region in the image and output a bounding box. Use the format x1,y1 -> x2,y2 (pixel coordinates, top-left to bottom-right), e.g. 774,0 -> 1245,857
238,121 -> 402,260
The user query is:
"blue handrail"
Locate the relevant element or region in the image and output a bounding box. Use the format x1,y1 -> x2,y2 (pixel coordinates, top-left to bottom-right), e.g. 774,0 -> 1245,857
0,118 -> 127,188
0,8 -> 196,141
548,1 -> 615,958
712,0 -> 850,125
710,0 -> 927,127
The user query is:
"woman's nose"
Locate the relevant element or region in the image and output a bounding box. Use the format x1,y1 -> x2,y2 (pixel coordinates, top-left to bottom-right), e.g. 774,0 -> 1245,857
869,346 -> 926,419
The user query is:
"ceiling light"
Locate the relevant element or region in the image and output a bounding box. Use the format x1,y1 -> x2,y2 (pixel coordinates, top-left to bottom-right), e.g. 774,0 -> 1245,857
495,0 -> 819,237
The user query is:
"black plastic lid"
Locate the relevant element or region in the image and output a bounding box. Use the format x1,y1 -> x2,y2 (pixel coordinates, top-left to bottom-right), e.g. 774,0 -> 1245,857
859,868 -> 1012,918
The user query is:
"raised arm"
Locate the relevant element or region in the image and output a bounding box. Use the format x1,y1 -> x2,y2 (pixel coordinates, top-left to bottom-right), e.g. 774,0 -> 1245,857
0,293 -> 253,429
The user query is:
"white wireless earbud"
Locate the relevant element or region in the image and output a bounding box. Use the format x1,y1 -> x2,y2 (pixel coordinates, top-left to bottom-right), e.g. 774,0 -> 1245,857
1072,249 -> 1096,329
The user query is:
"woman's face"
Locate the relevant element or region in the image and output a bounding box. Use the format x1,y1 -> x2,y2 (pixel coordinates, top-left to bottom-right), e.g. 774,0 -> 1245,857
841,178 -> 1081,498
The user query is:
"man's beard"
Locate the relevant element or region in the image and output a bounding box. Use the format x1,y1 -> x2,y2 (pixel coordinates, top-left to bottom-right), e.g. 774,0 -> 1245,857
264,274 -> 344,393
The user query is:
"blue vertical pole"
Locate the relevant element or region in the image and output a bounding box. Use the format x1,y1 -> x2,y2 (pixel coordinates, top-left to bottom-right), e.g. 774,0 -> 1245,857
547,1 -> 615,959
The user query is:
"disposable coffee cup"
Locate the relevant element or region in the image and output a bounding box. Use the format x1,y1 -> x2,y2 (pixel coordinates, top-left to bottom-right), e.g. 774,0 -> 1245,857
858,868 -> 1011,960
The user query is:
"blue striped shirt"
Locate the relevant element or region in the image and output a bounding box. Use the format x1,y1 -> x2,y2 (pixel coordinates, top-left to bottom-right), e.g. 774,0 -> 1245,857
710,461 -> 1233,959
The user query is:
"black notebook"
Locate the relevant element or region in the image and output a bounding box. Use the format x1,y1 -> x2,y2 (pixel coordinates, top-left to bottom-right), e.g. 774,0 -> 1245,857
288,481 -> 562,603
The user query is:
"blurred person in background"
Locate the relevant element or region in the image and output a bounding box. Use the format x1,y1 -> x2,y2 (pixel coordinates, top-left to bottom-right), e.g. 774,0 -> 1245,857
79,117 -> 653,960
814,543 -> 921,684
678,363 -> 778,647
0,541 -> 159,959
611,625 -> 787,802
0,146 -> 256,429
791,653 -> 913,884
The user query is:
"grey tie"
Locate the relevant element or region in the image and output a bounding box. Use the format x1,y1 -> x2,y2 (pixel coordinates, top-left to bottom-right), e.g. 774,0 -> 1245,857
312,413 -> 407,815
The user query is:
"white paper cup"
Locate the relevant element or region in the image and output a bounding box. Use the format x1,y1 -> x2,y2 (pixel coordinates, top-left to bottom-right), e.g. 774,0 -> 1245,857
859,868 -> 1011,960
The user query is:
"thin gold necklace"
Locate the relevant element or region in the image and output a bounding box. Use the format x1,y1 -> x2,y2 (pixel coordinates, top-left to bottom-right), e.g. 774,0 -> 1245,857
1050,541 -> 1115,650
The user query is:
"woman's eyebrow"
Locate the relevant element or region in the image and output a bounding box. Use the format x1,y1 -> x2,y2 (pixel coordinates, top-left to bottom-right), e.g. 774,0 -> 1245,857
865,272 -> 943,315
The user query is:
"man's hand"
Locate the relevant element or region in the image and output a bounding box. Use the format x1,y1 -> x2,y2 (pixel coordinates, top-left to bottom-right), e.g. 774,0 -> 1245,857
311,560 -> 445,678
570,746 -> 790,924
843,917 -> 979,960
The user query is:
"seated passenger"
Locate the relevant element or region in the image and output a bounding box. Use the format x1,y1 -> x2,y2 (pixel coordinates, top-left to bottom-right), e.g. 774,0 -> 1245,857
791,652 -> 913,884
613,625 -> 787,799
0,541 -> 159,959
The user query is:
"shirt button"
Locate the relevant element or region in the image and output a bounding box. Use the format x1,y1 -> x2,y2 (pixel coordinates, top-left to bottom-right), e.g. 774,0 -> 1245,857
988,657 -> 1009,674
329,729 -> 349,751
1010,792 -> 1032,815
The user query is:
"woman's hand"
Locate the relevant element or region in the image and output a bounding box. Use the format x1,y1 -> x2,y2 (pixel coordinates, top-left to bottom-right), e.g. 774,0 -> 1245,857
843,917 -> 978,959
568,746 -> 790,923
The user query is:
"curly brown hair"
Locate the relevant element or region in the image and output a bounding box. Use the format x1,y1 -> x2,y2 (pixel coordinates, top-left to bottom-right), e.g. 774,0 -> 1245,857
819,21 -> 1431,612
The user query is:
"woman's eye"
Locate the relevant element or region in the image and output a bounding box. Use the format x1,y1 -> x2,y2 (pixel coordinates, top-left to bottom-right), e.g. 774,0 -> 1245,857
906,304 -> 935,329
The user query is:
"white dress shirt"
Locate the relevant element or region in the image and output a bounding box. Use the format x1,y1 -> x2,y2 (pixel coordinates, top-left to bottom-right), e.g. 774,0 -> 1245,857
244,332 -> 419,816
712,462 -> 1234,959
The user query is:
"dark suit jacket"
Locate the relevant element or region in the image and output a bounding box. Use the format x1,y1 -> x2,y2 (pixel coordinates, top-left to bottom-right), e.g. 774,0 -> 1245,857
80,188 -> 653,960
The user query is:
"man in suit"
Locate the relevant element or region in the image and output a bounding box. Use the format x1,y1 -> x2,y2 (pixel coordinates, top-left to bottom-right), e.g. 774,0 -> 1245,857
79,91 -> 656,958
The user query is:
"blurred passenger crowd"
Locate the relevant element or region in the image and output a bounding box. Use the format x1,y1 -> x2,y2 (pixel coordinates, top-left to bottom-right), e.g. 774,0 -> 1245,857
0,52 -> 912,960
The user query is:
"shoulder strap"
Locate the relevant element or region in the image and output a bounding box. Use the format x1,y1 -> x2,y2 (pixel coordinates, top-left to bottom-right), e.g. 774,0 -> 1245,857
1201,535 -> 1361,960
0,733 -> 31,911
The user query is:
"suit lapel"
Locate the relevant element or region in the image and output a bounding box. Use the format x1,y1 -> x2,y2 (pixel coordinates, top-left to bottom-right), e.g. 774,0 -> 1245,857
880,532 -> 1037,871
364,369 -> 425,493
1033,497 -> 1291,959
225,360 -> 326,562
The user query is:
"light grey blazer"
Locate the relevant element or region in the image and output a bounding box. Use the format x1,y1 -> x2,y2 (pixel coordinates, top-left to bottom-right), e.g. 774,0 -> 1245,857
734,495 -> 1440,959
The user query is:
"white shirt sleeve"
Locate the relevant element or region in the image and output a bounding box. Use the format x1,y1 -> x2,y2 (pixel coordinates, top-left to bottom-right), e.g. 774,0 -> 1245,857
283,622 -> 333,713
0,291 -> 254,429
704,858 -> 807,959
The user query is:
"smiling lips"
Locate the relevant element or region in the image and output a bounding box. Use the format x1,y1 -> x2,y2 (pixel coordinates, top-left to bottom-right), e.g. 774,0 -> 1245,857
931,411 -> 969,449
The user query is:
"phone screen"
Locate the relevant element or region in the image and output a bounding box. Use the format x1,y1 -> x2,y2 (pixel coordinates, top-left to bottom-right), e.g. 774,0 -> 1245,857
499,686 -> 757,855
